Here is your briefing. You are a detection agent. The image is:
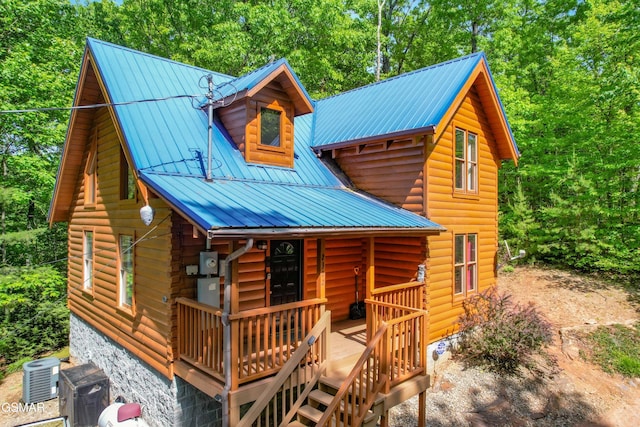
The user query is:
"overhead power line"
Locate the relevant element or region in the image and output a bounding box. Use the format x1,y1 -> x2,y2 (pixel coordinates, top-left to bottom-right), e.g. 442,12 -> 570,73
1,73 -> 242,115
0,93 -> 206,114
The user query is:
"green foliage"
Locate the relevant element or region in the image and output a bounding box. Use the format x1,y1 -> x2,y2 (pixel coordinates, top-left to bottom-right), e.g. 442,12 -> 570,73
0,266 -> 69,371
497,0 -> 640,279
583,324 -> 640,377
456,288 -> 553,374
1,0 -> 84,267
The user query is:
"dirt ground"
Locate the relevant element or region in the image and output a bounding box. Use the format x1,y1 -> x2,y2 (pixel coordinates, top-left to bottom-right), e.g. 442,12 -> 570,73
1,266 -> 639,426
484,266 -> 640,426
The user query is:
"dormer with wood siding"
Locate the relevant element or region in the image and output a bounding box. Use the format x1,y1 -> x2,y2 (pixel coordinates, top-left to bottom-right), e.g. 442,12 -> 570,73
217,81 -> 295,168
214,59 -> 313,168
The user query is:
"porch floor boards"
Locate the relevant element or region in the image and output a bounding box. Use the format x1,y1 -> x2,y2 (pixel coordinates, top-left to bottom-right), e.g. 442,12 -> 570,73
328,317 -> 367,371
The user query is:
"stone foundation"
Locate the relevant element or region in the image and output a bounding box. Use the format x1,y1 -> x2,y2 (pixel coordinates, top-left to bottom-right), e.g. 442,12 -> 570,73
69,313 -> 221,427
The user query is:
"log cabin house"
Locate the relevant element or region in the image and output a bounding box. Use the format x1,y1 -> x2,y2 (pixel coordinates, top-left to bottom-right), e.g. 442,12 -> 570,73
49,38 -> 518,427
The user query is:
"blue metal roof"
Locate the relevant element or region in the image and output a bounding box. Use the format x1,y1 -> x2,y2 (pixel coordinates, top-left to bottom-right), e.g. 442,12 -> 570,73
88,39 -> 335,186
312,52 -> 484,147
87,38 -> 443,234
140,173 -> 443,236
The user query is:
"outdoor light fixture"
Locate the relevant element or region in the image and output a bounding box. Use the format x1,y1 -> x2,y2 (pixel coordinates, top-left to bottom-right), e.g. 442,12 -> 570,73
256,240 -> 268,251
140,204 -> 155,226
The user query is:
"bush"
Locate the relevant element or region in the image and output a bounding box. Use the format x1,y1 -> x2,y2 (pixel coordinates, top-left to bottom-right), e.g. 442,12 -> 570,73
0,266 -> 69,372
455,288 -> 553,374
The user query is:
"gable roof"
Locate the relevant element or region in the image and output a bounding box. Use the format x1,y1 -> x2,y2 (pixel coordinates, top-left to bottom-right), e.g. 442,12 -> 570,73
311,52 -> 519,163
49,38 -> 444,236
211,58 -> 314,116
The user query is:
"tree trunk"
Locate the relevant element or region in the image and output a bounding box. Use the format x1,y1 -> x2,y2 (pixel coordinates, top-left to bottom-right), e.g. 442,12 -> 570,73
471,21 -> 479,53
376,0 -> 386,81
1,155 -> 6,265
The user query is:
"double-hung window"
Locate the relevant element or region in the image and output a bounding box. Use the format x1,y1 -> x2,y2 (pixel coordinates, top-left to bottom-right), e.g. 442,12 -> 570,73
120,148 -> 136,201
118,235 -> 134,309
83,230 -> 94,291
84,135 -> 97,206
454,128 -> 478,193
454,233 -> 477,297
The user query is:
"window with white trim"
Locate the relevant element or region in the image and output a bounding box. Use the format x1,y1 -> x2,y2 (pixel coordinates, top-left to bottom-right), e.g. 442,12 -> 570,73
83,230 -> 94,291
118,234 -> 134,308
454,128 -> 478,193
454,233 -> 477,296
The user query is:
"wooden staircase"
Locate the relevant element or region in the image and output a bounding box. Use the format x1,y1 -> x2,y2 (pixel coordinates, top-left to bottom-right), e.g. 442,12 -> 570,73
290,374 -> 379,427
289,362 -> 431,427
238,296 -> 430,427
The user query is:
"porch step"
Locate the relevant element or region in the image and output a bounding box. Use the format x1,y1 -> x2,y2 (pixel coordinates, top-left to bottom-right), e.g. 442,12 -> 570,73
318,375 -> 384,408
308,388 -> 334,407
327,352 -> 362,374
297,404 -> 324,424
294,377 -> 378,426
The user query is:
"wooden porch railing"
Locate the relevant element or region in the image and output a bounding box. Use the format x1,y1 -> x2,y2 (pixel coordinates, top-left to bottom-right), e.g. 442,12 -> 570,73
318,292 -> 428,426
176,298 -> 224,381
318,322 -> 389,427
370,280 -> 424,310
176,298 -> 326,387
237,311 -> 331,427
367,299 -> 427,389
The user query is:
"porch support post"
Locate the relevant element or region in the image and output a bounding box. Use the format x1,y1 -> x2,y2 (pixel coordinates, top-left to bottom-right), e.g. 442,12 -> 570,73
366,237 -> 375,340
316,238 -> 326,301
366,237 -> 374,299
418,390 -> 426,427
230,241 -> 240,315
221,238 -> 253,427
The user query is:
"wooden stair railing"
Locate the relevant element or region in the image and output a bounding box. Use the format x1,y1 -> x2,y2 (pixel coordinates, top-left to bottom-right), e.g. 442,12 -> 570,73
316,323 -> 389,427
237,311 -> 331,427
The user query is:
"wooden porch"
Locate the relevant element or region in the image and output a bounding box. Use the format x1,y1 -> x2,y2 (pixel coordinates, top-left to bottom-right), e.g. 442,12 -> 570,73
174,281 -> 429,426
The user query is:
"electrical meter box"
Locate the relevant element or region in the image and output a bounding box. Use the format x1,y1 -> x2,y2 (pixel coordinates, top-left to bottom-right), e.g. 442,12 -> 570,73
199,251 -> 218,275
197,277 -> 220,307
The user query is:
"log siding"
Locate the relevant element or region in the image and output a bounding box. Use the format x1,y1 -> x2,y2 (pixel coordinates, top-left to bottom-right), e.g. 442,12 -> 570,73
426,86 -> 500,340
67,107 -> 175,377
331,86 -> 502,343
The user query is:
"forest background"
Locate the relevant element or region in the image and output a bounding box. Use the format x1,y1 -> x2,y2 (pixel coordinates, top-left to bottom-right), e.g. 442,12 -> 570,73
0,0 -> 638,372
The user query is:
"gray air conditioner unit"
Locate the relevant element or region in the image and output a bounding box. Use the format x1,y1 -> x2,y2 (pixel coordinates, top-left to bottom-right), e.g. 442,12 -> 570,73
23,357 -> 60,403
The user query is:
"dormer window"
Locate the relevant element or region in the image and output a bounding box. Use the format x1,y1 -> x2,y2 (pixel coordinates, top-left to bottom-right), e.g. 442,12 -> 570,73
214,61 -> 313,169
259,106 -> 282,148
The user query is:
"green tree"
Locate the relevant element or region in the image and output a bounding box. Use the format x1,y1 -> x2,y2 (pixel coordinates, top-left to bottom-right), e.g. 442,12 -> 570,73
0,266 -> 69,368
0,0 -> 83,266
498,0 -> 640,277
105,0 -> 375,97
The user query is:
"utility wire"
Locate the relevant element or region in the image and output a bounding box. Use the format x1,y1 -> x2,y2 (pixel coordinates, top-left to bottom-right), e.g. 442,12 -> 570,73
2,213 -> 172,281
0,93 -> 207,114
1,78 -> 241,115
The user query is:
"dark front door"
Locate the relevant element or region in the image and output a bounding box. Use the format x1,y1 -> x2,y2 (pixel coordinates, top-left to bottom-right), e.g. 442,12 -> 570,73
269,240 -> 302,306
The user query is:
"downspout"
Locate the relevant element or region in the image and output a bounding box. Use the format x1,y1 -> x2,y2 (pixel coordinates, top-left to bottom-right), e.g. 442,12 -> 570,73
221,238 -> 254,427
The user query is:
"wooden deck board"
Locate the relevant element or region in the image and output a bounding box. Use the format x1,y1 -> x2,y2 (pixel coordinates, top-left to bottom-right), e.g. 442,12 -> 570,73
329,318 -> 367,360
